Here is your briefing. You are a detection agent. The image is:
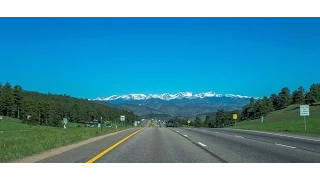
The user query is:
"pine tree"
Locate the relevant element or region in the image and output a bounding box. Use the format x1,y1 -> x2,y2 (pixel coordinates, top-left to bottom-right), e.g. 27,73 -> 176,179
2,82 -> 15,116
13,85 -> 23,119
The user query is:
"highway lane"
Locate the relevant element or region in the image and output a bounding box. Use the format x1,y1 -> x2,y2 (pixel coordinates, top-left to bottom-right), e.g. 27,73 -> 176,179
37,126 -> 222,163
173,128 -> 320,163
35,125 -> 320,163
94,127 -> 222,163
205,128 -> 320,153
37,128 -> 142,163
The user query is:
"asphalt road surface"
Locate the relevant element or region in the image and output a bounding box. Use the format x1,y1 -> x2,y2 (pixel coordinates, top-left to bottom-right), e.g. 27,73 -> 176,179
171,128 -> 320,163
37,126 -> 320,163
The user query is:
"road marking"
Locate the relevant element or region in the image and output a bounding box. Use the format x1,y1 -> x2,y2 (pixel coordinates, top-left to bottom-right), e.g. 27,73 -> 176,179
235,135 -> 244,139
231,129 -> 320,142
86,128 -> 144,163
202,130 -> 206,132
177,131 -> 179,133
214,132 -> 220,134
275,143 -> 296,149
184,134 -> 188,137
198,142 -> 207,147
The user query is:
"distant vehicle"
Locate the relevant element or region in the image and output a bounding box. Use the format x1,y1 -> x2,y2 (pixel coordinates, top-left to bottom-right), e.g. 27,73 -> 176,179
87,122 -> 95,128
166,120 -> 175,127
106,123 -> 112,128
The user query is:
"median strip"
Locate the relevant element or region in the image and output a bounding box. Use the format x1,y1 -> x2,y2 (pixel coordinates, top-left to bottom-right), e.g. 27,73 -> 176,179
86,128 -> 145,163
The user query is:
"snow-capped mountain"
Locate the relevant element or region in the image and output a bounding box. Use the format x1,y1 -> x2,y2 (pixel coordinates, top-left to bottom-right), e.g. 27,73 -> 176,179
93,92 -> 259,118
91,91 -> 256,101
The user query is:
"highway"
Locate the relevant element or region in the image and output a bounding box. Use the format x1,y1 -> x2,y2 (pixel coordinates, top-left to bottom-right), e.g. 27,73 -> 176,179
36,124 -> 320,163
170,128 -> 320,163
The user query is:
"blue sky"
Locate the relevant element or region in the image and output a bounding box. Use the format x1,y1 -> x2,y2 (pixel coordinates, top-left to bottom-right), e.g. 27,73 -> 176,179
0,18 -> 319,99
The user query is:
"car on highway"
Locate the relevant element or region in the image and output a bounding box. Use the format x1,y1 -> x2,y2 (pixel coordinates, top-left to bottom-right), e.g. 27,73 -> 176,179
166,120 -> 175,127
106,123 -> 112,128
87,122 -> 96,128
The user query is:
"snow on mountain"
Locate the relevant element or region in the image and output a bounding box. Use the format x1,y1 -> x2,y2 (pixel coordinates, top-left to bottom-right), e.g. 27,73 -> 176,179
92,92 -> 259,101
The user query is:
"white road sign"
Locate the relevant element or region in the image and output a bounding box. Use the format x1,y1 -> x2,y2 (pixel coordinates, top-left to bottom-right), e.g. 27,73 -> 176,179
300,105 -> 310,116
63,118 -> 68,124
120,115 -> 125,122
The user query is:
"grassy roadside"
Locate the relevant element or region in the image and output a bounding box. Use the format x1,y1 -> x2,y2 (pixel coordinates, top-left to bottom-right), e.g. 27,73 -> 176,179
148,120 -> 155,127
0,116 -> 132,163
232,104 -> 320,135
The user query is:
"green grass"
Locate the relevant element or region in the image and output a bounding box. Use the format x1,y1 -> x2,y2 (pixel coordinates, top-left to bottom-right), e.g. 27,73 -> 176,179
148,120 -> 155,127
0,116 -> 132,163
233,104 -> 320,135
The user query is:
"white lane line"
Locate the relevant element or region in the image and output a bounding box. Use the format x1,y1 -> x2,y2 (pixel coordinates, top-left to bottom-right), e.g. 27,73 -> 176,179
275,143 -> 296,149
276,135 -> 320,142
231,129 -> 320,142
235,135 -> 244,139
184,134 -> 188,137
198,142 -> 207,147
177,131 -> 179,133
202,130 -> 206,132
214,132 -> 220,134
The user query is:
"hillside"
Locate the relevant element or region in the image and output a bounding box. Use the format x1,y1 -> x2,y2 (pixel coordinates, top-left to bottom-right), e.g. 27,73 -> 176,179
96,96 -> 250,118
102,103 -> 167,116
0,82 -> 139,127
233,104 -> 320,135
192,112 -> 217,121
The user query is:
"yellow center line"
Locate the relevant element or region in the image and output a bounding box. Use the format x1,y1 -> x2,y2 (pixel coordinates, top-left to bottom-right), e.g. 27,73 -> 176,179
86,128 -> 145,163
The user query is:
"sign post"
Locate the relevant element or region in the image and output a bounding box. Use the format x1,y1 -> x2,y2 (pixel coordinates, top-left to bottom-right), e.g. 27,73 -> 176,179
0,116 -> 2,120
261,116 -> 264,130
120,115 -> 125,129
63,118 -> 68,129
233,114 -> 238,128
100,117 -> 103,133
187,120 -> 191,128
300,105 -> 310,131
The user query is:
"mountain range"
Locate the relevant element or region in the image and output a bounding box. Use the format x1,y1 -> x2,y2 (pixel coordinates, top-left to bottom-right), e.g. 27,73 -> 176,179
93,92 -> 258,119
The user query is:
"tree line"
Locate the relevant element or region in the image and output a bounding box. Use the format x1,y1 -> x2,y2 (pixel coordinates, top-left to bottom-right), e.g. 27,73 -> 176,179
169,83 -> 320,128
0,82 -> 139,127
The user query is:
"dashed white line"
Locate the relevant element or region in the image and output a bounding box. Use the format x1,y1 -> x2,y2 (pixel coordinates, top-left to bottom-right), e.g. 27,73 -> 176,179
184,134 -> 188,137
176,131 -> 179,133
235,135 -> 244,139
275,143 -> 296,149
202,130 -> 206,132
214,132 -> 220,134
230,129 -> 320,142
198,142 -> 207,147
